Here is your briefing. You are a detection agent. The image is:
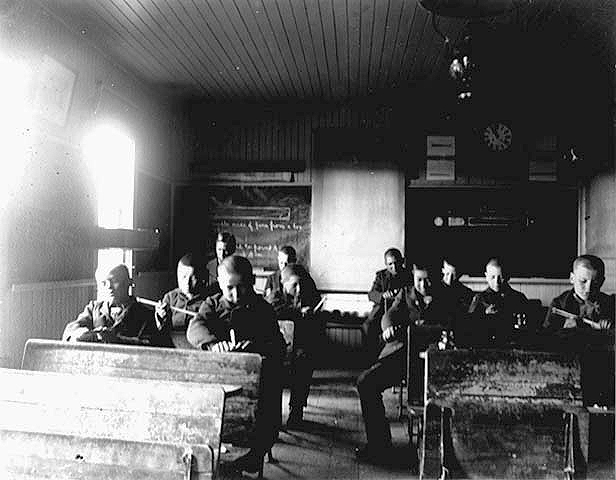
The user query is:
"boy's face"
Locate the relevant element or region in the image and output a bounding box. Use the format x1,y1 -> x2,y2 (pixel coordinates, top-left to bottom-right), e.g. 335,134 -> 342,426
283,274 -> 301,297
99,268 -> 130,305
485,264 -> 504,292
177,263 -> 199,297
570,265 -> 603,301
216,241 -> 234,262
385,254 -> 403,277
441,261 -> 458,286
413,269 -> 431,297
278,252 -> 291,272
218,267 -> 253,305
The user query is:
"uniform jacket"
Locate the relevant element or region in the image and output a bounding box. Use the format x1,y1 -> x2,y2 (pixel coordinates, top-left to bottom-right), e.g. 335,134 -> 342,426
378,286 -> 451,360
62,297 -> 173,347
161,287 -> 206,330
187,292 -> 285,360
467,285 -> 528,346
205,258 -> 222,297
268,272 -> 321,349
543,289 -> 615,332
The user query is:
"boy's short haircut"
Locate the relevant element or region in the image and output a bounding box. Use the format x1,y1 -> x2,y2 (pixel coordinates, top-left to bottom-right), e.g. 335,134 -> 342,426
443,254 -> 464,271
279,245 -> 297,262
179,253 -> 206,274
97,264 -> 131,284
219,255 -> 254,283
281,263 -> 307,283
216,232 -> 237,248
384,248 -> 403,261
411,262 -> 431,274
573,254 -> 605,279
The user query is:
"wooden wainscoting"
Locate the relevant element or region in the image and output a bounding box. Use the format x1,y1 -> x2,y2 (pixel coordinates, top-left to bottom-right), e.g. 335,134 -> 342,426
2,279 -> 96,368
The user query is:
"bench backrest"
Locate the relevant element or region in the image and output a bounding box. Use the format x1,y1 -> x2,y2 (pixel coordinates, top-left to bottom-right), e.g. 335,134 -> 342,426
0,367 -> 224,477
425,348 -> 583,406
22,339 -> 262,444
0,429 -> 213,479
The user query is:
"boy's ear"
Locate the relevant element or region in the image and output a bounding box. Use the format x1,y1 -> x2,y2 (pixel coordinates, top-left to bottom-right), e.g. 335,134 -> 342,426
569,272 -> 575,285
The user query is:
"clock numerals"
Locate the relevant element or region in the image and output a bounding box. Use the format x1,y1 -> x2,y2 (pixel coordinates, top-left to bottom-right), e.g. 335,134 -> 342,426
483,123 -> 512,152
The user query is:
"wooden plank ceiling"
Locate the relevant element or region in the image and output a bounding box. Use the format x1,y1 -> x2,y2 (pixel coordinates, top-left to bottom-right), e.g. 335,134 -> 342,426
40,0 -> 613,103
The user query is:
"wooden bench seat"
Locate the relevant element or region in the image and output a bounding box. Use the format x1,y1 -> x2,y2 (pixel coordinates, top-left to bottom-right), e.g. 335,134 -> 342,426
0,429 -> 213,479
0,367 -> 224,479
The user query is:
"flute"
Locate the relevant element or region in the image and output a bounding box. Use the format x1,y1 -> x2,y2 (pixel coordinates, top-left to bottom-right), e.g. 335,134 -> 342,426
550,306 -> 600,329
136,296 -> 198,318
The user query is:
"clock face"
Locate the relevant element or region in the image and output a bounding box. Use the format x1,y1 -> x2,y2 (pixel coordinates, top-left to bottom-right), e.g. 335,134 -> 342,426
483,122 -> 513,152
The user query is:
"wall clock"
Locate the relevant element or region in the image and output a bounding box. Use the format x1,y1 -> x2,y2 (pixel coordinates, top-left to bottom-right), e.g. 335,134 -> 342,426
482,122 -> 513,152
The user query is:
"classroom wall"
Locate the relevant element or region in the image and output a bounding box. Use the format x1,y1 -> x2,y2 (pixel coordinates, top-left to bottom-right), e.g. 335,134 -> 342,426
582,120 -> 616,294
0,2 -> 188,364
0,1 -> 188,287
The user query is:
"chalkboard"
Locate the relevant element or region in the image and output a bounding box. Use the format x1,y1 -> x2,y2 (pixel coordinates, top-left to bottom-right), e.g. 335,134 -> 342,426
173,185 -> 310,270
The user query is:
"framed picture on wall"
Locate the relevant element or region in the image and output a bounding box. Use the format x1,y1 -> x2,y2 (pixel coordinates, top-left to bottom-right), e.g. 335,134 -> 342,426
32,55 -> 76,127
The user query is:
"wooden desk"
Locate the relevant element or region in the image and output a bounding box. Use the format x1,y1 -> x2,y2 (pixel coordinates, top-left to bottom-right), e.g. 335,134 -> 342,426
420,348 -> 588,480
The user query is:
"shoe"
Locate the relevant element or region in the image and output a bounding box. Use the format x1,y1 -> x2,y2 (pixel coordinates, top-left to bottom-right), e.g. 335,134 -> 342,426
286,407 -> 303,429
354,445 -> 392,465
230,450 -> 263,474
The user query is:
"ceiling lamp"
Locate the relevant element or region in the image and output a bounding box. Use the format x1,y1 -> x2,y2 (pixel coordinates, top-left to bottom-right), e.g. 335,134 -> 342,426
419,0 -> 518,19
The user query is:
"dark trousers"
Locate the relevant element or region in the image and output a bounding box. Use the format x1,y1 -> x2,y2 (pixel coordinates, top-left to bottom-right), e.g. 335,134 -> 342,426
289,348 -> 313,409
356,350 -> 404,449
362,310 -> 386,363
253,357 -> 283,454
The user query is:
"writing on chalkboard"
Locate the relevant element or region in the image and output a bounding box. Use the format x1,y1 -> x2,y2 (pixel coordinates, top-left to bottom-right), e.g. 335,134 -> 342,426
212,219 -> 304,232
206,186 -> 311,270
212,206 -> 291,221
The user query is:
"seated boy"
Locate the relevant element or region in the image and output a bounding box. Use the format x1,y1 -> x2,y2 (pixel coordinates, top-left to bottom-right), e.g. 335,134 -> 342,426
362,248 -> 410,362
542,254 -> 615,407
187,255 -> 285,473
62,264 -> 173,347
205,231 -> 236,296
440,254 -> 474,330
268,263 -> 321,428
356,262 -> 449,463
156,253 -> 207,347
466,257 -> 528,347
264,245 -> 297,299
543,254 -> 614,334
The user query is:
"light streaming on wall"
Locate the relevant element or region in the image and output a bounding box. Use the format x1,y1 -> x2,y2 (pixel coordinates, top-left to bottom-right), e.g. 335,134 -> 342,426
0,55 -> 32,210
83,123 -> 136,298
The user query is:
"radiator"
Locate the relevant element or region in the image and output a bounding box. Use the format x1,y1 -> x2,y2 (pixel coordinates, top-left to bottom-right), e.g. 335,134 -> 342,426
1,279 -> 96,368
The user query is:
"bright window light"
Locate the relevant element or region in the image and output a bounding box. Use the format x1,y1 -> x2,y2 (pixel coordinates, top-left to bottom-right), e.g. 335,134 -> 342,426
83,124 -> 135,299
0,56 -> 32,210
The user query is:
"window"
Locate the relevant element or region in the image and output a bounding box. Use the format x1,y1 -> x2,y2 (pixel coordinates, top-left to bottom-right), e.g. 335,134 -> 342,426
84,124 -> 135,298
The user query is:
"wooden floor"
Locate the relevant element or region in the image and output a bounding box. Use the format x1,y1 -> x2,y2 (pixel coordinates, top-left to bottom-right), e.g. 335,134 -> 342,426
222,367 -> 615,480
222,368 -> 415,480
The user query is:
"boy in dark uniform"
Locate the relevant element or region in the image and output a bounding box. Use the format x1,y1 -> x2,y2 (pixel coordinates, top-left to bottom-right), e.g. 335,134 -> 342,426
467,257 -> 528,347
356,262 -> 449,464
269,263 -> 321,428
187,255 -> 285,473
156,253 -> 207,347
440,255 -> 474,332
543,254 -> 614,334
543,254 -> 614,410
205,232 -> 236,296
362,248 -> 410,361
264,245 -> 297,299
63,264 -> 172,347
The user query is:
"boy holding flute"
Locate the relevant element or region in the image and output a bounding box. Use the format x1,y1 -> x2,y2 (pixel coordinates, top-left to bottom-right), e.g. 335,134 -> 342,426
155,253 -> 207,331
543,254 -> 614,333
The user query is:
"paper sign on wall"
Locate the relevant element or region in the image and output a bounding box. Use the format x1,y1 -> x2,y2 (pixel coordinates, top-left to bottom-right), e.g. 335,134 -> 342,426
426,135 -> 455,181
